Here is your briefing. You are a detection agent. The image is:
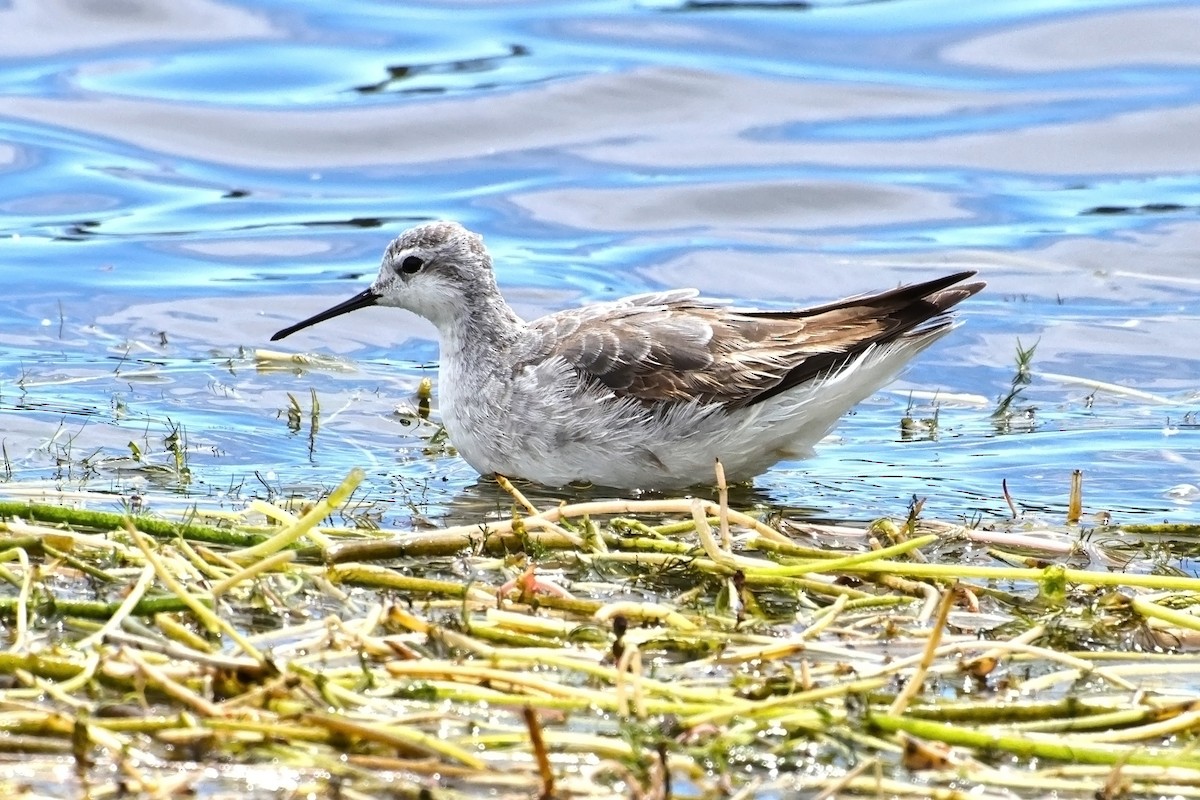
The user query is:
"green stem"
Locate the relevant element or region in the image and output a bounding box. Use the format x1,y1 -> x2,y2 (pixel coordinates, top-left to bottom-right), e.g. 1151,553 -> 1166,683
0,502 -> 266,548
870,713 -> 1200,769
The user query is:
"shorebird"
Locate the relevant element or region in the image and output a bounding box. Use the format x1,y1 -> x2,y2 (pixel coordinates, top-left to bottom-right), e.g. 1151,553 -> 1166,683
272,222 -> 984,490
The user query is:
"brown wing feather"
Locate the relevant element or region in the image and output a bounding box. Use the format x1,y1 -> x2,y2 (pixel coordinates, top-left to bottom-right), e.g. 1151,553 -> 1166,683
521,271 -> 984,409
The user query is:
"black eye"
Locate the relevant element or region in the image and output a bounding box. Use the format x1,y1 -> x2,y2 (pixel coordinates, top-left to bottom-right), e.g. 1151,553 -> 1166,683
399,255 -> 424,274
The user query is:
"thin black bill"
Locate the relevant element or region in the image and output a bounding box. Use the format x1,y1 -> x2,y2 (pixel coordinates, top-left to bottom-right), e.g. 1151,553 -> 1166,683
270,287 -> 380,341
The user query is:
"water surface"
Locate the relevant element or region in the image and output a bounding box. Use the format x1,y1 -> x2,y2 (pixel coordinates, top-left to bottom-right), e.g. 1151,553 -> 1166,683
1,0 -> 1198,530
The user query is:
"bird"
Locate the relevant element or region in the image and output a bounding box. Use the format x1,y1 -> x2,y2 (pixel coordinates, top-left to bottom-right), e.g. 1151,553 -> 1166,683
271,221 -> 984,490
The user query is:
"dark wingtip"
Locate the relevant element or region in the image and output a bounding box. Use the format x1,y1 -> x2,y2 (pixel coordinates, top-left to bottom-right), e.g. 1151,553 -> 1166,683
926,278 -> 986,313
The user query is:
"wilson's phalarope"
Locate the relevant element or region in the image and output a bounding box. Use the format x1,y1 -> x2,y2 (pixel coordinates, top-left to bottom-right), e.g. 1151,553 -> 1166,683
272,221 -> 984,489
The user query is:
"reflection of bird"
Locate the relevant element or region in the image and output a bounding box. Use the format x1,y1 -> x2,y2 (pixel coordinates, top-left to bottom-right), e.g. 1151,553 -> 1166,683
272,221 -> 984,489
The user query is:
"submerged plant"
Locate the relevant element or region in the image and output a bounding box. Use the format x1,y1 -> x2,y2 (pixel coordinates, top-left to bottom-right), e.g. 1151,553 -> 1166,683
993,338 -> 1038,427
163,418 -> 191,486
900,393 -> 941,441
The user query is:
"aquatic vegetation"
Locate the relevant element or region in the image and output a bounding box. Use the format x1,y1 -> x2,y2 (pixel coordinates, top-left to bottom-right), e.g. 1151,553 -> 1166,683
0,469 -> 1198,797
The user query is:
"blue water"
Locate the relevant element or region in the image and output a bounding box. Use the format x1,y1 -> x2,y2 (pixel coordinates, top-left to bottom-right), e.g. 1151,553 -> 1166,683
1,0 -> 1198,526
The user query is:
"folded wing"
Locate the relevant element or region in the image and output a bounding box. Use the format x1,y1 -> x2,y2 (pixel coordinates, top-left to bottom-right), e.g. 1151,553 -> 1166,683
519,271 -> 985,409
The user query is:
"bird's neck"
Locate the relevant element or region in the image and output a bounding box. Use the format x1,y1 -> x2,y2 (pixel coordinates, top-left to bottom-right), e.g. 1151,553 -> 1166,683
439,292 -> 524,359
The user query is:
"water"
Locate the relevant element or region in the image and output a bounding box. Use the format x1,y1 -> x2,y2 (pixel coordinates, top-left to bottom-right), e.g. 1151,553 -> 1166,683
1,0 -> 1198,529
